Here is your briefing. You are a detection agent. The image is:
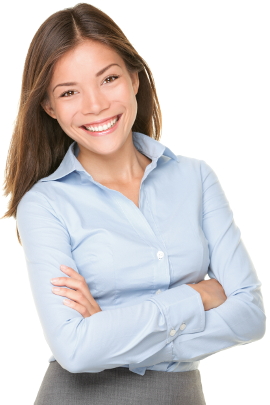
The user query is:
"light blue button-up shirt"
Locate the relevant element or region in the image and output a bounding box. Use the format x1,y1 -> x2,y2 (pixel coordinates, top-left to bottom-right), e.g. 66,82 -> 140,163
16,131 -> 266,376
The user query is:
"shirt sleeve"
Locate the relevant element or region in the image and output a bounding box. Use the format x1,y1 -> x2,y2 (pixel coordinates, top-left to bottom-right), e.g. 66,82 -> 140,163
16,189 -> 205,374
169,159 -> 266,363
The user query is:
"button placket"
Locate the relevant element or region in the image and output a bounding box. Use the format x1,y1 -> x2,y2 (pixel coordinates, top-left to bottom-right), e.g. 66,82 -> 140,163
155,249 -> 171,297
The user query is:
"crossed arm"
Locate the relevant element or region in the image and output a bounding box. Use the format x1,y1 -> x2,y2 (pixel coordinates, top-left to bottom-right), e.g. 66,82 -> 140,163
16,160 -> 266,373
50,266 -> 227,317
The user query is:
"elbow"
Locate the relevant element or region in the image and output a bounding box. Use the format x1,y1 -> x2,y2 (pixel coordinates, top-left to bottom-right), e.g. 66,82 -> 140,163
234,308 -> 266,344
227,286 -> 267,343
65,360 -> 105,374
216,292 -> 267,345
49,348 -> 86,374
242,301 -> 267,343
56,359 -> 80,374
48,318 -> 105,374
53,343 -> 105,374
51,316 -> 115,373
62,363 -> 90,374
48,351 -> 80,374
248,311 -> 266,342
54,353 -> 104,374
53,347 -> 105,374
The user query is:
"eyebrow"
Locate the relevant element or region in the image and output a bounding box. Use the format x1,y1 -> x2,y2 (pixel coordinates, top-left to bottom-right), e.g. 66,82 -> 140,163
52,63 -> 121,93
96,63 -> 121,77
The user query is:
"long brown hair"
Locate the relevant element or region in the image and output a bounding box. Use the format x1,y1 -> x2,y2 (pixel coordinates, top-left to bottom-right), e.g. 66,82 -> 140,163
1,2 -> 162,243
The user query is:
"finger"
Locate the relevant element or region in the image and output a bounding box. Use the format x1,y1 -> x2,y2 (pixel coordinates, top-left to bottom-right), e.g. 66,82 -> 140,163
63,299 -> 90,318
52,285 -> 98,311
60,265 -> 83,280
52,286 -> 102,314
51,277 -> 84,291
52,287 -> 89,305
51,275 -> 95,303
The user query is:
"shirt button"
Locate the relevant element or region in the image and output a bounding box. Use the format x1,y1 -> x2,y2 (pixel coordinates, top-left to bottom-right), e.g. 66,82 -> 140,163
179,323 -> 186,331
156,289 -> 161,294
169,329 -> 176,336
157,251 -> 164,260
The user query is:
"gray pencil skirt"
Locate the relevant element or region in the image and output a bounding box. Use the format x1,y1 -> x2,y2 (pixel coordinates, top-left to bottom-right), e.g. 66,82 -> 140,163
34,361 -> 206,405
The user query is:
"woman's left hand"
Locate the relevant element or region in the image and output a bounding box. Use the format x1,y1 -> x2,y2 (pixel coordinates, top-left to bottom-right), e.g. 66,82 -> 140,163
51,265 -> 102,318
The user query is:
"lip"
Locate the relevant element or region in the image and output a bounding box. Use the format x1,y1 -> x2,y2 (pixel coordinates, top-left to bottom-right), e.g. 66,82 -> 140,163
83,114 -> 120,127
80,114 -> 122,137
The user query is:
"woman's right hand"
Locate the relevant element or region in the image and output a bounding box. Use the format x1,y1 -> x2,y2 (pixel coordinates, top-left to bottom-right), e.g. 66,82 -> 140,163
187,278 -> 227,311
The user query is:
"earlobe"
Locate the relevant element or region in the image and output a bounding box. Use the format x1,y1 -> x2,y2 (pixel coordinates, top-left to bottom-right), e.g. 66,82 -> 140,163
41,99 -> 57,119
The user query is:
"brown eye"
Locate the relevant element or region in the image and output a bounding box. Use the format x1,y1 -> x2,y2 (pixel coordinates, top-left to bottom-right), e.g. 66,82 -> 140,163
61,90 -> 77,97
103,75 -> 119,84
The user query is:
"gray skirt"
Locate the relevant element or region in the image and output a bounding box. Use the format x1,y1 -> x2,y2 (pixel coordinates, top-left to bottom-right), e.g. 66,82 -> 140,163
34,361 -> 206,405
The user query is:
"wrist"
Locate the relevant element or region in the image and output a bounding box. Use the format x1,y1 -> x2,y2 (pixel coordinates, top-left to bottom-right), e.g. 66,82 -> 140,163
186,283 -> 207,310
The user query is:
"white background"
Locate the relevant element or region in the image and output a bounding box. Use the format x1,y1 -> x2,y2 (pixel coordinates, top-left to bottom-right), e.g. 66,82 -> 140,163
0,1 -> 269,404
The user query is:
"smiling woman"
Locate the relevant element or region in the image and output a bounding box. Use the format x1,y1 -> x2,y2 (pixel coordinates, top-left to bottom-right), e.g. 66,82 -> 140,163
1,2 -> 266,405
1,2 -> 161,231
42,40 -> 140,168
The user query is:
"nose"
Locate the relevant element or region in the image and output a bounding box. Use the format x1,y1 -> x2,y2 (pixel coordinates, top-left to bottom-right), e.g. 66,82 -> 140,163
81,87 -> 110,115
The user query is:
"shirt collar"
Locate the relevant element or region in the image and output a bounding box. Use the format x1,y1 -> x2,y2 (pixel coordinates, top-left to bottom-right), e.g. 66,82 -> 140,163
39,131 -> 179,182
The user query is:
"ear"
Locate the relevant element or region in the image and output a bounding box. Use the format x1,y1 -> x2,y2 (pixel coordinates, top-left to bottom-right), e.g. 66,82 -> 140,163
130,71 -> 139,96
41,98 -> 57,119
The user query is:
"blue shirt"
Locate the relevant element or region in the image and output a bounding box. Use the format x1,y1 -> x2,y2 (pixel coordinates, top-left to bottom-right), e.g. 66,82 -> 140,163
16,131 -> 266,376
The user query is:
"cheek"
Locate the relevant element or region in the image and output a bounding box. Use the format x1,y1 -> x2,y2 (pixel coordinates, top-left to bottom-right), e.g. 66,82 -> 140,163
55,101 -> 79,125
112,82 -> 137,110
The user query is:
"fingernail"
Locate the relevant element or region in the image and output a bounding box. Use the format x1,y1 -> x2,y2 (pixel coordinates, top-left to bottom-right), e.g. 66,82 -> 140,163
60,265 -> 68,270
51,278 -> 58,282
63,299 -> 72,306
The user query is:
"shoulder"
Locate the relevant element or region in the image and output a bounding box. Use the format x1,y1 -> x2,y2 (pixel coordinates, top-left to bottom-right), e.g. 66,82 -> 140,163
176,154 -> 214,182
16,182 -> 61,224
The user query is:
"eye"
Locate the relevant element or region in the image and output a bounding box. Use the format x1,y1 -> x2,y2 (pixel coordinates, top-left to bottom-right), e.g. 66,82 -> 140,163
60,90 -> 78,97
103,75 -> 119,85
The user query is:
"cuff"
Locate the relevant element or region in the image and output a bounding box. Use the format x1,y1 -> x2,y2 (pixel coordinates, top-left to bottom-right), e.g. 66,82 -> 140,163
146,284 -> 205,344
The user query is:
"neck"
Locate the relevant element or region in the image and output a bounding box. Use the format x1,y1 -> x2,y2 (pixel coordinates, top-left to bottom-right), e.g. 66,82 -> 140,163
76,132 -> 152,185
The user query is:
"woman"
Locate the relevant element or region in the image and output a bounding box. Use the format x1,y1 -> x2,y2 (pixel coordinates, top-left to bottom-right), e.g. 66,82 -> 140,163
1,3 -> 266,405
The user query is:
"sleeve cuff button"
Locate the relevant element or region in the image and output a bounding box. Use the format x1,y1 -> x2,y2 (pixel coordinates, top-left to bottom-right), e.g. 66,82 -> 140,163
169,329 -> 176,336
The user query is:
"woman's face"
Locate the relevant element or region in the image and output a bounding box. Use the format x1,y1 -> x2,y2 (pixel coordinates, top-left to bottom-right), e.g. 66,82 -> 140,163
43,40 -> 139,157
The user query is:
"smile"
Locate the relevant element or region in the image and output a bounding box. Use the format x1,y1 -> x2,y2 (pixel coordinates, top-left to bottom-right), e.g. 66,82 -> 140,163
82,115 -> 120,132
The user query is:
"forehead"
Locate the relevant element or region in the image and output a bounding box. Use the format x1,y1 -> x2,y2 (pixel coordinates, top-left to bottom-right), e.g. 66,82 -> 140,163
51,40 -> 124,82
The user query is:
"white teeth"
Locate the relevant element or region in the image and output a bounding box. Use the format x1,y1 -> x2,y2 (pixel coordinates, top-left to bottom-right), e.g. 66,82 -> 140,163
85,116 -> 118,132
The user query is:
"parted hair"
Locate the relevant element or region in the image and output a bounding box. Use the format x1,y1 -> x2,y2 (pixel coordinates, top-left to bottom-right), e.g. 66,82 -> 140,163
1,2 -> 162,244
